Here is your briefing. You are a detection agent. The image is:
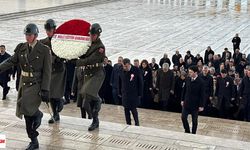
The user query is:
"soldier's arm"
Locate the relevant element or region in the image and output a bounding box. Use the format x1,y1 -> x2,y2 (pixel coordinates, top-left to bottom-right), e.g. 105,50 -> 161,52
76,48 -> 105,66
0,44 -> 21,72
41,47 -> 52,91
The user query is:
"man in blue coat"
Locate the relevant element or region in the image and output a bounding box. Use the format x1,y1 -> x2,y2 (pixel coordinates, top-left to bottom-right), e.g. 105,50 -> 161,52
0,45 -> 12,100
119,58 -> 143,126
181,65 -> 205,134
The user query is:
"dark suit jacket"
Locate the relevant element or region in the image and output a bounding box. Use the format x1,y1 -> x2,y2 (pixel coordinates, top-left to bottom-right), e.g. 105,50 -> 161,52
181,76 -> 205,111
215,76 -> 235,109
0,52 -> 12,83
119,65 -> 143,109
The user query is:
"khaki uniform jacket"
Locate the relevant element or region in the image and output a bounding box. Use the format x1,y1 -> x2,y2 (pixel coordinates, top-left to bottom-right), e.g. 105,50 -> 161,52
0,41 -> 52,118
40,37 -> 66,98
76,38 -> 105,100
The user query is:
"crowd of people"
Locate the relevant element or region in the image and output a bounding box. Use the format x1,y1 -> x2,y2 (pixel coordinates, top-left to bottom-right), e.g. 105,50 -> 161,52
97,34 -> 250,123
0,24 -> 250,148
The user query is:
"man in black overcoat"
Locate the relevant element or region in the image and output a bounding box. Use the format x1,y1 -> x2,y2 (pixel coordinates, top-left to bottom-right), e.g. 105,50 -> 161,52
119,58 -> 143,126
181,65 -> 205,134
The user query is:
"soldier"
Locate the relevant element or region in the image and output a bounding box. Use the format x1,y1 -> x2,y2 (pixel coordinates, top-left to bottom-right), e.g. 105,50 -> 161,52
72,66 -> 92,119
75,23 -> 106,131
0,23 -> 51,150
40,19 -> 66,124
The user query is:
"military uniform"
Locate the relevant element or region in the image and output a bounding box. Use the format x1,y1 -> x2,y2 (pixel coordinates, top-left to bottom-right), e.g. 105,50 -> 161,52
72,66 -> 92,119
76,37 -> 105,131
0,40 -> 52,148
40,37 -> 66,123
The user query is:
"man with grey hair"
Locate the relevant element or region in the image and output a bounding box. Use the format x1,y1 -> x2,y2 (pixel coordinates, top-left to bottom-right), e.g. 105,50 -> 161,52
199,65 -> 213,116
156,63 -> 175,111
159,53 -> 171,68
172,50 -> 182,67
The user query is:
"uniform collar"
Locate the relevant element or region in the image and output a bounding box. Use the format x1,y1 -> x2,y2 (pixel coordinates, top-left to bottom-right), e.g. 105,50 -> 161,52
29,40 -> 37,48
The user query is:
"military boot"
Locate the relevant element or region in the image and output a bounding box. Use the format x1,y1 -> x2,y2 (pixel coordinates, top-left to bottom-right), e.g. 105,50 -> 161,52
88,117 -> 99,131
33,111 -> 43,129
48,100 -> 58,124
25,137 -> 39,150
57,98 -> 64,112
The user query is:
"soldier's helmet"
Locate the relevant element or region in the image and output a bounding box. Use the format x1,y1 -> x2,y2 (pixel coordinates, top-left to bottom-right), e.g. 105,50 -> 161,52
44,19 -> 56,30
90,23 -> 102,35
24,23 -> 39,35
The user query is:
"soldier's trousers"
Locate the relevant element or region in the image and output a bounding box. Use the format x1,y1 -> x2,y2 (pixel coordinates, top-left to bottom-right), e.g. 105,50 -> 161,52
24,110 -> 42,139
50,98 -> 63,118
85,94 -> 101,119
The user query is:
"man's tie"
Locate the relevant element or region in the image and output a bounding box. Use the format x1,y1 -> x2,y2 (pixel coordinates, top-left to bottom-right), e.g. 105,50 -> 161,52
28,46 -> 32,54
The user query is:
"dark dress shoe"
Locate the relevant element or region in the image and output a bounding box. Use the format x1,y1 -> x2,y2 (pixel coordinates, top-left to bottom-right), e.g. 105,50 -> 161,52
88,123 -> 99,131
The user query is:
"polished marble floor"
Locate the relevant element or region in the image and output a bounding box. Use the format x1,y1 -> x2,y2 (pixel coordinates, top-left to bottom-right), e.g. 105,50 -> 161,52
1,80 -> 250,149
1,106 -> 250,150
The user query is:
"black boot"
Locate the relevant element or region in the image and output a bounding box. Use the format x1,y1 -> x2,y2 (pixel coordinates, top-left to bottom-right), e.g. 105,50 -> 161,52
88,117 -> 99,131
48,99 -> 58,124
57,99 -> 64,112
33,111 -> 43,129
25,137 -> 39,150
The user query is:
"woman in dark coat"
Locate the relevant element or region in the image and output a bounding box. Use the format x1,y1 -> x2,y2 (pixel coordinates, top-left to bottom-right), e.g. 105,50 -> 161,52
140,60 -> 153,109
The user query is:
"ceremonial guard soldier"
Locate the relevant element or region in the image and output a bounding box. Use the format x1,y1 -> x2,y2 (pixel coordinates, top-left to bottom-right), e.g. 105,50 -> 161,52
75,23 -> 106,131
40,19 -> 66,124
0,23 -> 52,150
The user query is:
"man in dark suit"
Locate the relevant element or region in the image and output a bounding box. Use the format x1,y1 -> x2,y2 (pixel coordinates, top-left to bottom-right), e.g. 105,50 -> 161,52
172,50 -> 182,67
181,65 -> 205,134
232,33 -> 241,52
119,58 -> 143,126
159,53 -> 171,68
238,66 -> 250,121
215,69 -> 235,119
204,46 -> 214,65
199,65 -> 213,116
99,57 -> 113,104
110,56 -> 123,105
0,45 -> 12,100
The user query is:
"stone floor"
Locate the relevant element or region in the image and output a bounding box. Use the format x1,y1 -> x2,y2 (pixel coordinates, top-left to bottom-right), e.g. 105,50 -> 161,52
1,80 -> 250,149
0,0 -> 250,64
1,106 -> 250,150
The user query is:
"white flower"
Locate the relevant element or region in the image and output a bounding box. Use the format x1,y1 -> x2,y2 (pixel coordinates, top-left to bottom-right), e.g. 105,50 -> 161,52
51,34 -> 91,60
130,74 -> 135,81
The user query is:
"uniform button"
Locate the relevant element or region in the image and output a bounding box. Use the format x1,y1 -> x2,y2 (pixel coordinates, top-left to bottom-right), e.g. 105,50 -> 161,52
30,65 -> 32,67
24,64 -> 27,67
30,83 -> 32,85
36,56 -> 39,59
23,83 -> 26,85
